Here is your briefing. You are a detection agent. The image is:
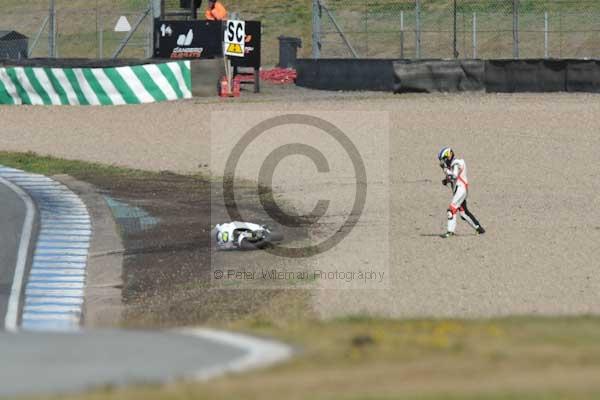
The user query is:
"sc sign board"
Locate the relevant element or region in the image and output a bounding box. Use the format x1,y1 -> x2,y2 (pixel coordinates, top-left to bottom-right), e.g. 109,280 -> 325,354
224,20 -> 245,57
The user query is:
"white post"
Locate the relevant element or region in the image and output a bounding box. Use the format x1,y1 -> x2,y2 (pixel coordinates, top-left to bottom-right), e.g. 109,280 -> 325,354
400,11 -> 404,31
472,12 -> 477,59
544,11 -> 549,58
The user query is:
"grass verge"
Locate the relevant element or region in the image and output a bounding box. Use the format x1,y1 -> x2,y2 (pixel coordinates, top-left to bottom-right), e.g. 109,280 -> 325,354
23,316 -> 600,400
0,150 -> 149,178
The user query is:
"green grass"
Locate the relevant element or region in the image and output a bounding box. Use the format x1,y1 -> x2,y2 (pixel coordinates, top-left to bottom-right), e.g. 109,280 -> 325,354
0,151 -> 147,177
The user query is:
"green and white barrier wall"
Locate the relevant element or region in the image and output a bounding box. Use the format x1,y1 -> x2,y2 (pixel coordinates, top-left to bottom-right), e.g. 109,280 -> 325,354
0,60 -> 191,105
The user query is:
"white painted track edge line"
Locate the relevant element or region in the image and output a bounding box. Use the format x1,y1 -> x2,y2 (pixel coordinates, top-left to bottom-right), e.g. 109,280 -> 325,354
0,176 -> 36,332
175,328 -> 293,380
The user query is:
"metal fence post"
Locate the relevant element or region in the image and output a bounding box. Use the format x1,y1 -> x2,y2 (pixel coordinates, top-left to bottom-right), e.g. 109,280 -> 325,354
49,0 -> 56,57
416,0 -> 421,59
147,0 -> 154,58
152,0 -> 162,58
400,10 -> 404,59
472,12 -> 477,59
312,0 -> 321,59
190,0 -> 196,19
512,0 -> 518,58
453,0 -> 458,58
365,1 -> 369,57
96,5 -> 101,59
544,11 -> 549,58
98,13 -> 103,59
153,0 -> 162,18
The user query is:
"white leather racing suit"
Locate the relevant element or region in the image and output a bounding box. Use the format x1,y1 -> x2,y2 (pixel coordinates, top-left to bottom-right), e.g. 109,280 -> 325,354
443,158 -> 481,234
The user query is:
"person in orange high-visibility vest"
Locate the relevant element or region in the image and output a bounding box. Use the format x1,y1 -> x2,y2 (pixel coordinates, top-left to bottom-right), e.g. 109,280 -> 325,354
205,0 -> 227,20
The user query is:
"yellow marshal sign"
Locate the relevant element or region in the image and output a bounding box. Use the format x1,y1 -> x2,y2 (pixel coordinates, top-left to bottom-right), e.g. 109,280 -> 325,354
225,43 -> 243,56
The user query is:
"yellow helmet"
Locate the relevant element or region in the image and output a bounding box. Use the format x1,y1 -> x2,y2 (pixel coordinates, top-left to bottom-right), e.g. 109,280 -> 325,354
437,147 -> 454,167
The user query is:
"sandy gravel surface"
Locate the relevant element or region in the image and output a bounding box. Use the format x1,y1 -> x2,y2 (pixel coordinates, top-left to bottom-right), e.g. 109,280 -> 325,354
2,89 -> 600,318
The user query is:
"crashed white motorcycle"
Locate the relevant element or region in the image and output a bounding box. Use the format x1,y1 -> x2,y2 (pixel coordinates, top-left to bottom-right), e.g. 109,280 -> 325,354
212,221 -> 283,250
